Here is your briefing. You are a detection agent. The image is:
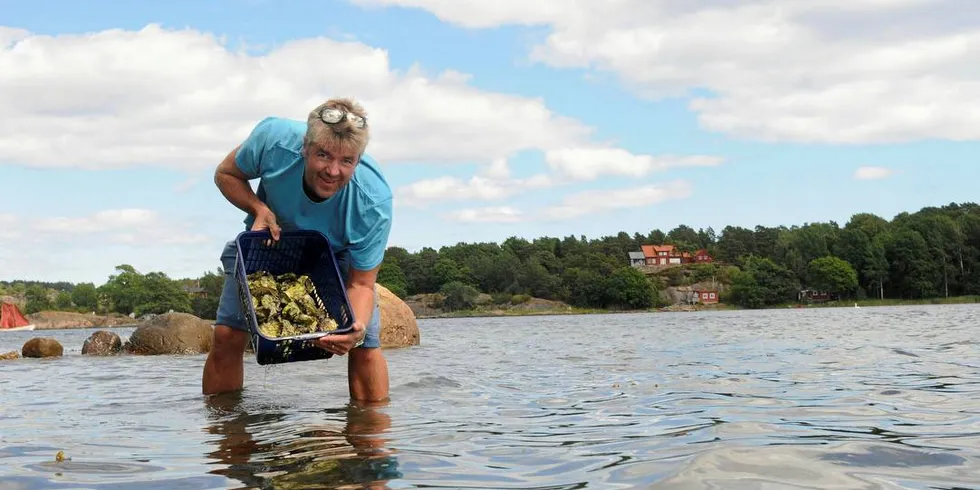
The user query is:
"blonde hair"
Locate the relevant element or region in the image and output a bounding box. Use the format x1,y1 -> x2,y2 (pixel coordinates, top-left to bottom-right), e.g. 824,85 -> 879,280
304,97 -> 370,158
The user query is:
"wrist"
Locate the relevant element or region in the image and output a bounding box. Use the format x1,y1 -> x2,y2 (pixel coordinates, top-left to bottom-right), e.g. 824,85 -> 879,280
250,202 -> 271,217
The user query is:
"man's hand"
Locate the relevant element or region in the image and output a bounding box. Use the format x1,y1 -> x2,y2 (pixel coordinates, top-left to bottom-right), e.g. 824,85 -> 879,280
251,205 -> 281,242
316,322 -> 366,356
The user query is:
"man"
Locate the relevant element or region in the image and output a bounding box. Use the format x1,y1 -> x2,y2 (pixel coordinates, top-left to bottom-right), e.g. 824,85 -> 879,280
202,98 -> 392,402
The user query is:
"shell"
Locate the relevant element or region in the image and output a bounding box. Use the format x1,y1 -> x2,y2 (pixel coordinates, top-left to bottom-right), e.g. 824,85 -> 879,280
247,271 -> 339,339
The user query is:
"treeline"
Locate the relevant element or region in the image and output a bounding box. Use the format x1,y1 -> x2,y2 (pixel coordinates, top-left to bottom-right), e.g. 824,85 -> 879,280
2,265 -> 224,320
378,234 -> 666,311
377,202 -> 980,309
5,202 -> 979,316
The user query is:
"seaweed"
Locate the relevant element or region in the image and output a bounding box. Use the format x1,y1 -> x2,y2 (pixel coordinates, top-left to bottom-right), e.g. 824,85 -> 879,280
247,270 -> 339,338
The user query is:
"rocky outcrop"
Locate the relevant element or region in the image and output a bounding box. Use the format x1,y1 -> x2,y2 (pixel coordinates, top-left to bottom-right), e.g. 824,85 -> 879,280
377,284 -> 420,349
82,330 -> 123,356
22,337 -> 64,358
27,311 -> 134,330
0,351 -> 19,361
124,312 -> 213,355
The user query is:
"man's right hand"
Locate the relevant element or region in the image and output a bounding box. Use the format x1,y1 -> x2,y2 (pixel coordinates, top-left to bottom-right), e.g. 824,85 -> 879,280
251,206 -> 281,242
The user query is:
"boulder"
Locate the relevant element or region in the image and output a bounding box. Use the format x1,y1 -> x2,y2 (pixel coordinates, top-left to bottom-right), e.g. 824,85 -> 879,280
124,312 -> 213,355
82,330 -> 123,356
0,350 -> 19,361
376,284 -> 420,349
22,337 -> 64,358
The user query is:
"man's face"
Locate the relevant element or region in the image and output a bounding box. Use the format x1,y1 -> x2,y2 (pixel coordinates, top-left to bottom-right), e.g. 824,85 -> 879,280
302,141 -> 359,200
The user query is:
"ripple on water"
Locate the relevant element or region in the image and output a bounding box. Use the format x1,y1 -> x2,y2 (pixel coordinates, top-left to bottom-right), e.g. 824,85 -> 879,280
2,307 -> 980,488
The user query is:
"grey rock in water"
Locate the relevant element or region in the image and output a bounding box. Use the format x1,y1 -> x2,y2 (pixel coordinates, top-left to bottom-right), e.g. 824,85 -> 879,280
82,330 -> 123,356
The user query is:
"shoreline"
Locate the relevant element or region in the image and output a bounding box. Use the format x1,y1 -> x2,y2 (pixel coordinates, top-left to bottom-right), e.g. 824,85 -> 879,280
14,296 -> 979,329
415,295 -> 980,319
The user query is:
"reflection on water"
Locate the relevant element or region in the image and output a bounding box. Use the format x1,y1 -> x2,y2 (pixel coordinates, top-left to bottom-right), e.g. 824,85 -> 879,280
204,392 -> 401,489
1,304 -> 979,488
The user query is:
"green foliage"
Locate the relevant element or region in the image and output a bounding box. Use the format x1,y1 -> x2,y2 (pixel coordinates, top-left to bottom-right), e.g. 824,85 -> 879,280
606,267 -> 658,309
24,285 -> 52,314
806,256 -> 859,296
98,265 -> 192,317
377,260 -> 408,298
10,202 -> 980,316
729,256 -> 800,308
71,283 -> 98,311
191,270 -> 223,320
440,281 -> 480,311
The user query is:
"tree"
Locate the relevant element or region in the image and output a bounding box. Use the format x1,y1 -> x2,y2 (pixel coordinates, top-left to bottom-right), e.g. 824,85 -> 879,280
54,291 -> 73,310
377,261 -> 408,298
606,267 -> 657,309
440,281 -> 480,311
806,256 -> 858,297
24,285 -> 51,314
71,283 -> 98,311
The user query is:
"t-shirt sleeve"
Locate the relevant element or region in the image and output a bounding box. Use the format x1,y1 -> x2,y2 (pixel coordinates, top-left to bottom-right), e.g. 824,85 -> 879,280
349,197 -> 393,272
235,117 -> 288,179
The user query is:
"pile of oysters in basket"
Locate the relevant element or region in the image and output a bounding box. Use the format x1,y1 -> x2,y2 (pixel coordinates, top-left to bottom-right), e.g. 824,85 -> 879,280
247,271 -> 339,338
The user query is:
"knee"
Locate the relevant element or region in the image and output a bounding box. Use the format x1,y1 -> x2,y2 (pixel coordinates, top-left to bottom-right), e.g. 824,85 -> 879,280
351,346 -> 385,366
210,325 -> 248,360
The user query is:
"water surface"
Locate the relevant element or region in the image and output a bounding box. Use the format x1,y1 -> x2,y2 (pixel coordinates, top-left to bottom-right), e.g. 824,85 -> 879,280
1,304 -> 979,488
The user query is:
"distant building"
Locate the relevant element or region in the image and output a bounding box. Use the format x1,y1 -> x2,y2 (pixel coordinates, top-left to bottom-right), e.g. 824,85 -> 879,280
638,244 -> 714,266
693,249 -> 713,263
798,289 -> 834,303
695,289 -> 719,304
628,251 -> 646,267
182,284 -> 207,298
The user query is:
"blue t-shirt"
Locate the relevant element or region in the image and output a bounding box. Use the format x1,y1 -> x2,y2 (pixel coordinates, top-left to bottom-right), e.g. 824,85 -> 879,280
234,116 -> 393,272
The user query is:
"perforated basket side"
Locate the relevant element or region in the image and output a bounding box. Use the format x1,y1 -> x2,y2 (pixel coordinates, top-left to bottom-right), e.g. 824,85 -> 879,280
234,230 -> 355,343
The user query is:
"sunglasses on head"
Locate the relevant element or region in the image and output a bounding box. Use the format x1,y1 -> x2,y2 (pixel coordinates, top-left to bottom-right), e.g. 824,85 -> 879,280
319,107 -> 366,129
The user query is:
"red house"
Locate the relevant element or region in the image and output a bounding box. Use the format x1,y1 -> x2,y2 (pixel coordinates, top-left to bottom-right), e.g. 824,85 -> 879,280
640,244 -> 713,266
693,249 -> 713,263
694,289 -> 719,304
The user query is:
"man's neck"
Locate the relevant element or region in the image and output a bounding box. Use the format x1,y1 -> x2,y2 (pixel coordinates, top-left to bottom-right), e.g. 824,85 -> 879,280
303,177 -> 327,203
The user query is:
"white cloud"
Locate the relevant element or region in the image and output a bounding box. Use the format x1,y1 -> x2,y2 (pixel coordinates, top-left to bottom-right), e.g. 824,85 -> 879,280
541,180 -> 693,221
545,147 -> 723,181
0,24 -> 595,171
395,154 -> 555,207
443,206 -> 524,223
350,0 -> 980,144
854,166 -> 895,180
12,208 -> 209,247
0,208 -> 217,283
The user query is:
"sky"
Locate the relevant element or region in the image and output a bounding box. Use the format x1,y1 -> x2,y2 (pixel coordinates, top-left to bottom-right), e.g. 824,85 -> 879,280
2,0 -> 979,284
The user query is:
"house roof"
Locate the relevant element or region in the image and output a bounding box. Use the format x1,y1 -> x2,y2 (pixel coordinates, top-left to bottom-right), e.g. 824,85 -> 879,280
628,251 -> 645,259
641,244 -> 678,258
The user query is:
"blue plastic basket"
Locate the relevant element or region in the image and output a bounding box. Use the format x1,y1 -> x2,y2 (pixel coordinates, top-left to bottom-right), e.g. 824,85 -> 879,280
234,229 -> 355,365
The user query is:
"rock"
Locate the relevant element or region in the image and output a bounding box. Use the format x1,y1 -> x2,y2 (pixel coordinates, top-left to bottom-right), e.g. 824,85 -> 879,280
124,312 -> 213,355
376,284 -> 420,349
22,337 -> 64,358
26,311 -> 134,330
0,350 -> 19,360
82,330 -> 123,356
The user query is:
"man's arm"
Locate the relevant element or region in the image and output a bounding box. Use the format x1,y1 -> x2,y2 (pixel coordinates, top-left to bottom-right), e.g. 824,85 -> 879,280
347,265 -> 379,337
214,145 -> 263,215
317,265 -> 377,355
214,145 -> 280,240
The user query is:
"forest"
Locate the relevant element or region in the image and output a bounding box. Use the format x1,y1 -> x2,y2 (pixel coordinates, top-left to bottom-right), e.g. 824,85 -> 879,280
3,202 -> 978,317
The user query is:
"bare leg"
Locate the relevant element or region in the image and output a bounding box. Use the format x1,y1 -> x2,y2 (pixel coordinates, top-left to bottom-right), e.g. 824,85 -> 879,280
348,347 -> 389,402
203,325 -> 249,395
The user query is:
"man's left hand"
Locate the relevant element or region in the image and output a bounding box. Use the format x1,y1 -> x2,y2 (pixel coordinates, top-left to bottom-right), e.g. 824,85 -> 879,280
316,322 -> 365,356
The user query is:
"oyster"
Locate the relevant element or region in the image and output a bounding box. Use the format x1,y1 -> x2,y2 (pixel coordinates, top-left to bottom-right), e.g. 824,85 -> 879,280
246,270 -> 339,339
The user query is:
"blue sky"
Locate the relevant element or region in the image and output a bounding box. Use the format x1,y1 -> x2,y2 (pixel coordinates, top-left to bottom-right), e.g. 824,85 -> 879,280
2,0 -> 978,284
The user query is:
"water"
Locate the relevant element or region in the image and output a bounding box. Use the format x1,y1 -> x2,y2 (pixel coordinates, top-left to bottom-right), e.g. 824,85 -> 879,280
1,304 -> 979,489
